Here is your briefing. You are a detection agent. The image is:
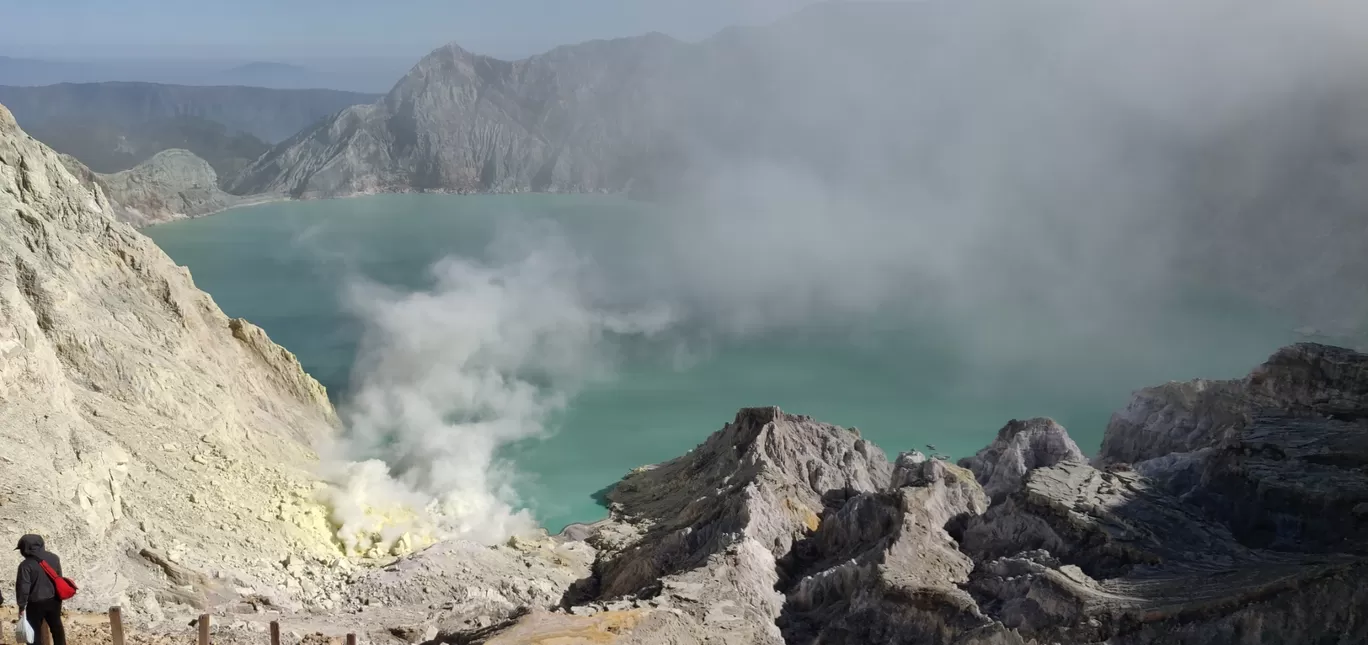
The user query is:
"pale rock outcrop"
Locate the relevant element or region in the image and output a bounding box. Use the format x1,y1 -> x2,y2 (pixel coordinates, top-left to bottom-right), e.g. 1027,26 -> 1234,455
959,418 -> 1085,501
0,102 -> 342,617
94,149 -> 245,225
780,458 -> 995,645
593,407 -> 891,597
57,149 -> 271,226
555,408 -> 892,645
345,536 -> 593,629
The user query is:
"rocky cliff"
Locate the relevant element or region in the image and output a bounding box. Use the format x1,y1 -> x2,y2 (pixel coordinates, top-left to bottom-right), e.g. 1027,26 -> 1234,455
0,102 -> 344,620
338,342 -> 1364,645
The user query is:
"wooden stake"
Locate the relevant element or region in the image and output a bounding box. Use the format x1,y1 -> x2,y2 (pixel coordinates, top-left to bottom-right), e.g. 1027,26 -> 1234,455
269,621 -> 280,645
197,614 -> 210,645
345,634 -> 357,645
109,607 -> 126,645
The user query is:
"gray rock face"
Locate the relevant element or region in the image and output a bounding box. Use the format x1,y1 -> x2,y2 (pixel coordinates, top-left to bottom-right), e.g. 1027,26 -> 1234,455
1097,379 -> 1247,466
1245,342 -> 1368,418
960,461 -> 1367,645
1098,343 -> 1368,553
466,345 -> 1368,644
780,458 -> 994,645
959,418 -> 1085,501
575,407 -> 891,645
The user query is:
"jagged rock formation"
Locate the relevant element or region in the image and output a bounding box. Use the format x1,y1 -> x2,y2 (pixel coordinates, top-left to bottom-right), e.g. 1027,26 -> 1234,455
1097,343 -> 1368,554
959,418 -> 1085,501
0,102 -> 344,619
572,408 -> 891,645
428,343 -> 1368,645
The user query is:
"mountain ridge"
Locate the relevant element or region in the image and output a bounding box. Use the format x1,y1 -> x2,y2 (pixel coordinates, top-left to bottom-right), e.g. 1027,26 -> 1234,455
0,81 -> 380,143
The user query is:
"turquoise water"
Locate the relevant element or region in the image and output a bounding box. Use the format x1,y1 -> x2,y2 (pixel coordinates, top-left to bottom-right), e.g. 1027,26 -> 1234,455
147,194 -> 1297,531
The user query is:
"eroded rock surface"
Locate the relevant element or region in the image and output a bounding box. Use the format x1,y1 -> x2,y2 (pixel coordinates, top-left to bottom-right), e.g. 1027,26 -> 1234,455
467,345 -> 1368,644
1099,343 -> 1368,553
959,418 -> 1085,501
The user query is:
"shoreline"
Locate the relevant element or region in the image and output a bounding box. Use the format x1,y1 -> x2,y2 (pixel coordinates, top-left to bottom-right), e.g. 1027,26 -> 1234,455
135,185 -> 644,229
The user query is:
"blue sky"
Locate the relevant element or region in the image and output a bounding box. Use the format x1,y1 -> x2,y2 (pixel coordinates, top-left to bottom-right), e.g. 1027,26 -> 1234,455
0,0 -> 820,61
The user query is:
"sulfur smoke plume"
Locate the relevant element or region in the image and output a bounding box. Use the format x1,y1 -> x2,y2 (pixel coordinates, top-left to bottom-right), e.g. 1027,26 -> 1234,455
319,231 -> 671,553
316,0 -> 1368,550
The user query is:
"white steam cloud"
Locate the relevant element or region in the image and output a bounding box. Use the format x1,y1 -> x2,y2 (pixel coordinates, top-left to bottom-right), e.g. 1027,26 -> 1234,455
319,230 -> 671,553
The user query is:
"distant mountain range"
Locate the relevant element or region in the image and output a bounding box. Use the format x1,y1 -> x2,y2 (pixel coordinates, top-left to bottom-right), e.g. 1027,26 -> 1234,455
0,82 -> 379,143
21,115 -> 270,185
0,55 -> 410,93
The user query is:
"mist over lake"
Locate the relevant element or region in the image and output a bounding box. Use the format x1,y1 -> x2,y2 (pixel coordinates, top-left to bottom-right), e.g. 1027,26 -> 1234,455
147,193 -> 1296,532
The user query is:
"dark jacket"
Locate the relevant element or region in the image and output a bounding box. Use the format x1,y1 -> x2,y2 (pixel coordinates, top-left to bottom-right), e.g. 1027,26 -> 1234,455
15,534 -> 61,609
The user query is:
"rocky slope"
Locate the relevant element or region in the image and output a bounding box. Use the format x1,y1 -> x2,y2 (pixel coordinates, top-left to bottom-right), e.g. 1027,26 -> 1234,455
0,103 -> 346,621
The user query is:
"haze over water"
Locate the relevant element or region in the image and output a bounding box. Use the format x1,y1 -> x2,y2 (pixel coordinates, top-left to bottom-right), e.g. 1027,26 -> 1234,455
148,193 -> 1296,532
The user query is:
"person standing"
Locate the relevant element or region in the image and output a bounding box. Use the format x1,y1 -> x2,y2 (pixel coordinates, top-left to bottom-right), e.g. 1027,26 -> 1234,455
15,534 -> 66,645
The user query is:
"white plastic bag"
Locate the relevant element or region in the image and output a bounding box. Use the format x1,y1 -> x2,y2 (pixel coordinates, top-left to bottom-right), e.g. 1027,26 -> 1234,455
15,611 -> 35,644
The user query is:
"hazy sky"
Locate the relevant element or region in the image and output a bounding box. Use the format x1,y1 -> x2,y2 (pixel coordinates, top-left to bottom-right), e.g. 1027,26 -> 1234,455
0,0 -> 820,61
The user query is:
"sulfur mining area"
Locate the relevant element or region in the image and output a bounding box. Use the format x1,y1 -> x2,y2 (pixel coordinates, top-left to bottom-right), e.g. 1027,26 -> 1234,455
3,103 -> 1367,644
